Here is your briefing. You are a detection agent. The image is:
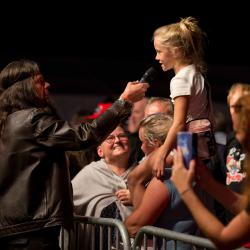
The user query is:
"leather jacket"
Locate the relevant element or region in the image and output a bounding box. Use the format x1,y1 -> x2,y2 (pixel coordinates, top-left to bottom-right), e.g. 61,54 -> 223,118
0,99 -> 132,237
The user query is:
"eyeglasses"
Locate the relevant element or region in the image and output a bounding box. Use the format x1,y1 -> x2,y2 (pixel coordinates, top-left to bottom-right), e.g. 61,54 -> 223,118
105,133 -> 128,144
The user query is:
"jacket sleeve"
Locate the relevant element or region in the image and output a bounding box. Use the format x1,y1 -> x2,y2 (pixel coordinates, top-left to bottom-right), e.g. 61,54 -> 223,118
34,99 -> 132,150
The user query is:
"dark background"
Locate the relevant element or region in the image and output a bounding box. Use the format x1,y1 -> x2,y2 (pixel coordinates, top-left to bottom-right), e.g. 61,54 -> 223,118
1,2 -> 250,107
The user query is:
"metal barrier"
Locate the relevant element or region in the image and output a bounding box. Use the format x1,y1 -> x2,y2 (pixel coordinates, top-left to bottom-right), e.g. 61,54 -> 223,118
60,217 -> 249,250
60,215 -> 131,250
132,225 -> 217,250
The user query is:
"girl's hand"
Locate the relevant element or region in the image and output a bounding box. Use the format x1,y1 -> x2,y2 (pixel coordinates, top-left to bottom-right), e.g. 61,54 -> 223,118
152,156 -> 165,179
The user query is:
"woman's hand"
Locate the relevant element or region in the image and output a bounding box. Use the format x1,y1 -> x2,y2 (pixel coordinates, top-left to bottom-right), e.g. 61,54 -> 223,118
116,189 -> 132,205
171,148 -> 196,195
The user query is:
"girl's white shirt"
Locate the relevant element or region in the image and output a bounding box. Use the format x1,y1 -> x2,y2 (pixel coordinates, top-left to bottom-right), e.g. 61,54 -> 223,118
170,64 -> 210,122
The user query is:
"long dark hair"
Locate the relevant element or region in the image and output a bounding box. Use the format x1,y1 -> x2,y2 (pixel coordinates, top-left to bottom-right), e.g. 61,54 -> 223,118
0,59 -> 52,137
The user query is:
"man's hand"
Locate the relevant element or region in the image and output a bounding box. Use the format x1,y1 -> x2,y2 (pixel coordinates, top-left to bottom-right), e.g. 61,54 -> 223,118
120,81 -> 149,103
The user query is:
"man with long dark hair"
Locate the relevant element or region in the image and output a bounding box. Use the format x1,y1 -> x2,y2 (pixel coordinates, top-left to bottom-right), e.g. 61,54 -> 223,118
0,59 -> 149,250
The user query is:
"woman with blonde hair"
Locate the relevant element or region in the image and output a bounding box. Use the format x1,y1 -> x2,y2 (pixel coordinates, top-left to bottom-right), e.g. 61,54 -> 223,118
126,113 -> 200,250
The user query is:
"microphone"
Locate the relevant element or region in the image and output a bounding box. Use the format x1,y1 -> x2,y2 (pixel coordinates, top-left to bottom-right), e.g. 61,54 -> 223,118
139,66 -> 159,84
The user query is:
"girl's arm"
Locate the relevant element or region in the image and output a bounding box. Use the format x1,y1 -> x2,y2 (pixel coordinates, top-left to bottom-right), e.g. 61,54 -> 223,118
152,96 -> 188,178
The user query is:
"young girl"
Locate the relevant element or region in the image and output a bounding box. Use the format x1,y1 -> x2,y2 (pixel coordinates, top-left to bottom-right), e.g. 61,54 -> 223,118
128,16 -> 215,202
152,16 -> 215,177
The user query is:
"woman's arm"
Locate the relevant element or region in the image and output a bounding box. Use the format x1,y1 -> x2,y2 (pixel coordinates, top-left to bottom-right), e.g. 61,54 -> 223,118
127,150 -> 173,208
196,161 -> 246,214
171,148 -> 250,249
125,177 -> 169,237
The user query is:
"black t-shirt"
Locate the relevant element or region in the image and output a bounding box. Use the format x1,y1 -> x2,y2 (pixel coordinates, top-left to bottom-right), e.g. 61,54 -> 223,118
220,132 -> 247,223
222,132 -> 246,194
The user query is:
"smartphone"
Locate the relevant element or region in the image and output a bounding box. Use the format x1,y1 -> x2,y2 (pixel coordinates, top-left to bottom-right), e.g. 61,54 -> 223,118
177,132 -> 197,169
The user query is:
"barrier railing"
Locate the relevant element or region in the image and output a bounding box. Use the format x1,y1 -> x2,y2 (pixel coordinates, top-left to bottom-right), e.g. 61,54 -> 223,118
60,215 -> 131,250
132,225 -> 217,250
60,216 -> 249,250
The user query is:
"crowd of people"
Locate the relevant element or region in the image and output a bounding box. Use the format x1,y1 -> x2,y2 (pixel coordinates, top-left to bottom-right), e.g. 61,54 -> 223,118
0,16 -> 250,250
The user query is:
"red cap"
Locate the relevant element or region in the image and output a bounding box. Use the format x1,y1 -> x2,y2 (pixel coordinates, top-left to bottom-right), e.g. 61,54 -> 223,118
83,102 -> 113,120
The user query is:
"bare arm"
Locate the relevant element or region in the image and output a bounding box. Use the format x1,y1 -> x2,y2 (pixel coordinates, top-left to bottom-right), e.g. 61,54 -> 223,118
125,177 -> 169,237
127,156 -> 153,208
196,162 -> 246,214
128,151 -> 173,208
152,96 -> 188,178
171,149 -> 250,249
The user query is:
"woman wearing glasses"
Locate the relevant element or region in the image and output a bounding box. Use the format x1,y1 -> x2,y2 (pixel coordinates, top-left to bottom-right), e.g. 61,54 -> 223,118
71,124 -> 134,249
